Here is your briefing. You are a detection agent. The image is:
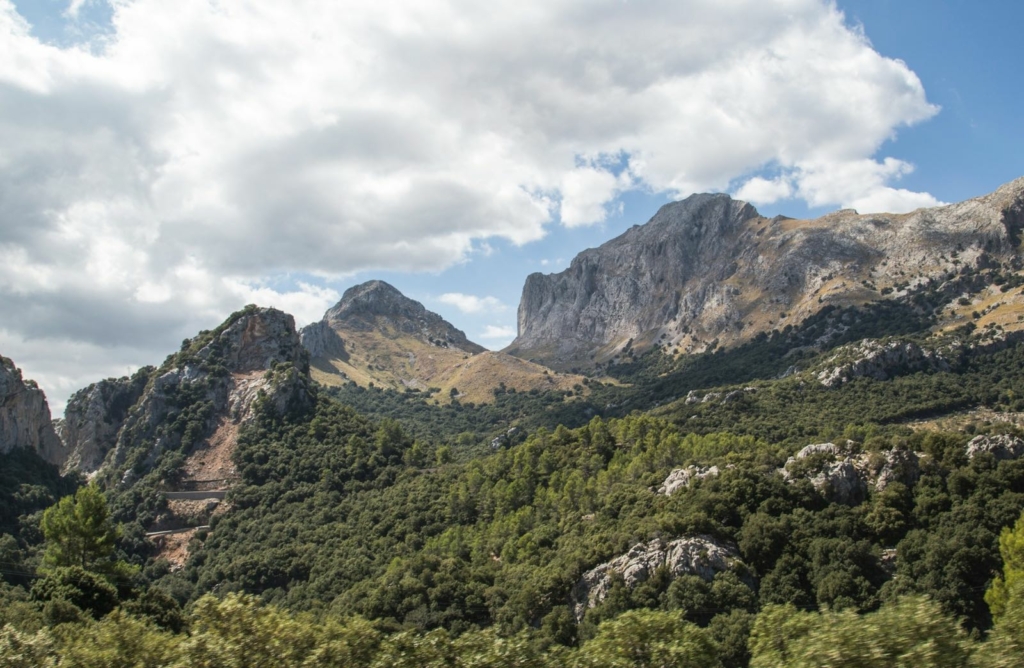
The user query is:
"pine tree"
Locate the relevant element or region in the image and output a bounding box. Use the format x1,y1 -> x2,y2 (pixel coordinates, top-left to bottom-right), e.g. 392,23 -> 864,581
40,483 -> 120,573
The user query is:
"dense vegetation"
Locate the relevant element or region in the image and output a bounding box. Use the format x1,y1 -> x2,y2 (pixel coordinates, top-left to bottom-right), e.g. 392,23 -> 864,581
322,267 -> 1024,455
5,278 -> 1024,665
2,500 -> 1023,666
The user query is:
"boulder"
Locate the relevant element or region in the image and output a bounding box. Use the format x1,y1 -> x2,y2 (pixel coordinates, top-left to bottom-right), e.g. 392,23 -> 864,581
966,434 -> 1024,461
657,466 -> 720,496
781,442 -> 921,503
571,535 -> 742,622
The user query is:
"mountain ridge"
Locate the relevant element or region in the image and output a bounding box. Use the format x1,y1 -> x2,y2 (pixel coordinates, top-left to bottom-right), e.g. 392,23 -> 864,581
506,176 -> 1024,370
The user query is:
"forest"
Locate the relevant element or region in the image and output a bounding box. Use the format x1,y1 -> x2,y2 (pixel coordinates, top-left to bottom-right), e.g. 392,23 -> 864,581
4,283 -> 1024,665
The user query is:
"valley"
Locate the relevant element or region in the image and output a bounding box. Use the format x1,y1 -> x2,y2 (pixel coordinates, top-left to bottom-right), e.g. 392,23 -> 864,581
3,179 -> 1024,665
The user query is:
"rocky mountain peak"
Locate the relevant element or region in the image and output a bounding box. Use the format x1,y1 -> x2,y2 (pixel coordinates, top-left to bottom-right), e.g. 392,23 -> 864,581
188,304 -> 305,373
58,305 -> 313,477
306,280 -> 484,354
325,280 -> 417,322
507,177 -> 1024,369
55,370 -> 150,475
508,192 -> 760,366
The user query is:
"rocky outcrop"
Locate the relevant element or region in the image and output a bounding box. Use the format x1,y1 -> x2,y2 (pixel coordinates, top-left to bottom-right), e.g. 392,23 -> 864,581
685,388 -> 756,404
507,177 -> 1024,368
781,442 -> 921,504
0,356 -> 65,467
965,434 -> 1024,461
871,448 -> 922,491
302,280 -> 485,356
508,194 -> 759,366
816,339 -> 955,387
571,536 -> 743,622
111,306 -> 312,475
299,320 -> 348,359
55,370 -> 151,475
658,466 -> 721,495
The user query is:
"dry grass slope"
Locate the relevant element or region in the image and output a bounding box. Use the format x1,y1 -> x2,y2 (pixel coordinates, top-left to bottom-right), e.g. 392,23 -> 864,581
309,324 -> 592,404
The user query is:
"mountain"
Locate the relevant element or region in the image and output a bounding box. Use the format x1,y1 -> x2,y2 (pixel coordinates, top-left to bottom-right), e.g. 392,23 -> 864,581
0,355 -> 65,467
54,371 -> 150,475
8,186 -> 1024,666
58,305 -> 312,481
301,280 -> 589,404
507,177 -> 1024,369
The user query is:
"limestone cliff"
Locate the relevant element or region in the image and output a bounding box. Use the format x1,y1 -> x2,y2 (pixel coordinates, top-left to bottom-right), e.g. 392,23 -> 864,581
54,369 -> 151,475
109,305 -> 312,477
507,177 -> 1024,369
0,356 -> 65,467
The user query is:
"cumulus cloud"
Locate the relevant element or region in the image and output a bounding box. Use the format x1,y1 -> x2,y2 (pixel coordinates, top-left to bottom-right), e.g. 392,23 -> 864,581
734,175 -> 795,206
734,159 -> 945,212
479,325 -> 517,349
560,166 -> 629,227
438,293 -> 507,314
794,158 -> 945,212
0,0 -> 942,409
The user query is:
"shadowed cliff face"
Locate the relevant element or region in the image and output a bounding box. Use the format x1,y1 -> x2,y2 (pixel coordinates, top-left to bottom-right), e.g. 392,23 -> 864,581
507,177 -> 1024,369
0,356 -> 65,467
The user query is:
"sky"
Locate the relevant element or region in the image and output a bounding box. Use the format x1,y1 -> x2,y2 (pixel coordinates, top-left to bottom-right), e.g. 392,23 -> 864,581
1,0 -> 1022,414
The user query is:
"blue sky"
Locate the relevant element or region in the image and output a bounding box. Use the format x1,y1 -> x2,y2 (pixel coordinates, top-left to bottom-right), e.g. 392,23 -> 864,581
363,0 -> 1024,349
1,0 -> 1022,411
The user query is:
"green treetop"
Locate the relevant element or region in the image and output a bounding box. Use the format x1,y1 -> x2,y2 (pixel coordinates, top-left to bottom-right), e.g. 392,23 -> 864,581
40,483 -> 120,573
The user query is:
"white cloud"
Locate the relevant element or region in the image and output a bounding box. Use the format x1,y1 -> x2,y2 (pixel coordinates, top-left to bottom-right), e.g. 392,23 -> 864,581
560,166 -> 623,227
479,324 -> 517,349
734,158 -> 944,213
539,258 -> 566,268
438,293 -> 507,314
0,0 -> 943,409
734,175 -> 795,206
795,158 -> 945,213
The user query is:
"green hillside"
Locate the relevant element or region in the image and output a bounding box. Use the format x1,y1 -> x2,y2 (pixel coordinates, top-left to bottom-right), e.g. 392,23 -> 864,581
5,281 -> 1024,666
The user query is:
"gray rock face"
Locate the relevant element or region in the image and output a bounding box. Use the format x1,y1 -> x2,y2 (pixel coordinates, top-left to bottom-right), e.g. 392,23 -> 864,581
781,442 -> 921,504
871,448 -> 922,491
809,460 -> 869,505
301,280 -> 485,357
0,356 -> 65,467
571,536 -> 742,622
816,339 -> 954,387
794,442 -> 846,459
55,370 -> 150,475
110,306 -> 312,473
966,434 -> 1024,461
299,320 -> 348,359
507,178 -> 1024,368
658,466 -> 720,496
509,194 -> 758,365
